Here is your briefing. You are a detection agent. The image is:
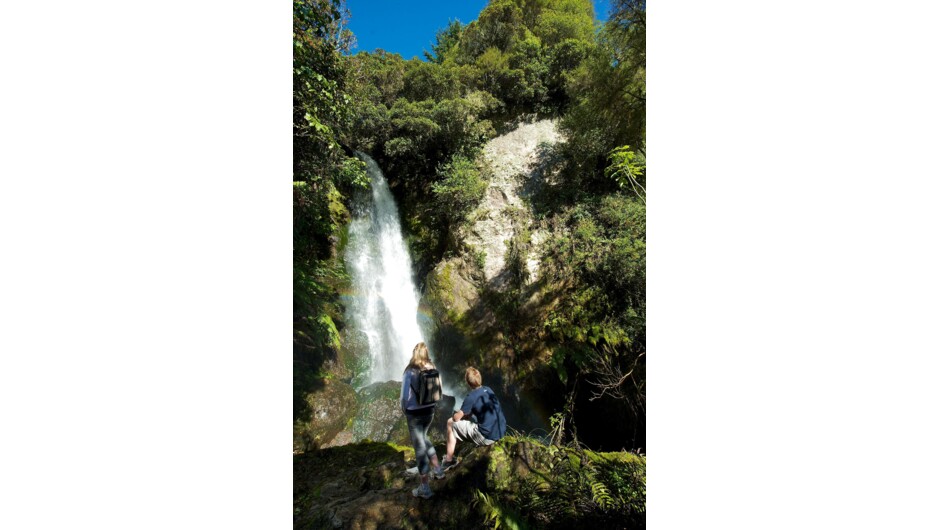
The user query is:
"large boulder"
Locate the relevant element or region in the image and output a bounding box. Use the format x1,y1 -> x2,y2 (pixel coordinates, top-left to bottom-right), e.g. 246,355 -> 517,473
337,326 -> 371,387
293,379 -> 358,452
421,257 -> 488,377
349,381 -> 409,445
430,394 -> 457,442
325,382 -> 457,449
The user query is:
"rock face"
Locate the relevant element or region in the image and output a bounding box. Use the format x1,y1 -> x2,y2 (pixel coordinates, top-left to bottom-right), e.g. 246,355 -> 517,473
430,394 -> 457,443
464,119 -> 561,289
421,257 -> 485,375
420,120 -> 565,433
349,381 -> 409,445
294,379 -> 358,452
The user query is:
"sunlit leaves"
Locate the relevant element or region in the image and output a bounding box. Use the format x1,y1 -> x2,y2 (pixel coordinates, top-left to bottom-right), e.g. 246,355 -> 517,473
606,145 -> 645,202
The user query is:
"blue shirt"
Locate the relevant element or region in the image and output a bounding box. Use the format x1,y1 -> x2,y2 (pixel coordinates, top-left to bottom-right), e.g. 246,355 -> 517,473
459,386 -> 507,441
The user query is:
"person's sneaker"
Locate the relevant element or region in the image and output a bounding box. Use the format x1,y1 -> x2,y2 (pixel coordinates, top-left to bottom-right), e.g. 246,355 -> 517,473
431,466 -> 445,480
440,457 -> 458,471
412,484 -> 433,499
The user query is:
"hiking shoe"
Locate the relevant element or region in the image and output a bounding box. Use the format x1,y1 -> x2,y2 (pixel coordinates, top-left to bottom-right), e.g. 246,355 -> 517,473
431,466 -> 445,480
412,484 -> 433,499
440,458 -> 458,471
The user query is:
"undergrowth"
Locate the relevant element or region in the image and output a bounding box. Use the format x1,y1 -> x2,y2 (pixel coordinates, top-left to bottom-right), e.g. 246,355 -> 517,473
479,433 -> 646,529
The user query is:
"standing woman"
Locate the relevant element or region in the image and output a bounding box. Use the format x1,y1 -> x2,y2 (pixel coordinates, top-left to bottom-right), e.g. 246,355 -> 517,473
401,342 -> 444,499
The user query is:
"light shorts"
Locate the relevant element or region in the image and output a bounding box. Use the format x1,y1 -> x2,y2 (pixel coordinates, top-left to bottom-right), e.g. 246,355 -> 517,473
451,419 -> 495,446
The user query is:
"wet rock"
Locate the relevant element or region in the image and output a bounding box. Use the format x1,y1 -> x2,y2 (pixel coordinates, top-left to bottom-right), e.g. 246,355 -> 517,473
294,379 -> 359,452
338,327 -> 371,387
351,381 -> 409,445
321,381 -> 457,449
430,394 -> 457,443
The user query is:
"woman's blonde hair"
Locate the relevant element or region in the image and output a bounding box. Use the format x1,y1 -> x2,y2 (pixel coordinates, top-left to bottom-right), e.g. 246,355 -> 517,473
407,342 -> 435,371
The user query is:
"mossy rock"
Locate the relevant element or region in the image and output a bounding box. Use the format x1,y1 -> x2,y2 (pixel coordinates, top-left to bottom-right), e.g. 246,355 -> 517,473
295,437 -> 645,529
430,394 -> 457,443
423,257 -> 480,325
337,326 -> 370,386
294,378 -> 359,452
323,382 -> 458,450
351,381 -> 410,445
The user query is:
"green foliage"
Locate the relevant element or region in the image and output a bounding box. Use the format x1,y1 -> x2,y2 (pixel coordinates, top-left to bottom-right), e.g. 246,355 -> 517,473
485,435 -> 646,529
606,145 -> 646,201
293,0 -> 354,169
532,0 -> 595,47
560,0 -> 645,190
474,490 -> 528,529
402,60 -> 461,101
526,3 -> 647,390
545,38 -> 592,104
432,154 -> 488,229
505,213 -> 532,287
520,444 -> 645,528
458,0 -> 527,61
293,0 -> 369,422
473,247 -> 488,271
543,195 -> 644,344
425,20 -> 464,63
441,0 -> 597,116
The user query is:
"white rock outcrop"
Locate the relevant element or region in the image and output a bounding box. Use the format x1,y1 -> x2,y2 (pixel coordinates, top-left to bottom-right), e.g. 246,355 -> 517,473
464,119 -> 562,288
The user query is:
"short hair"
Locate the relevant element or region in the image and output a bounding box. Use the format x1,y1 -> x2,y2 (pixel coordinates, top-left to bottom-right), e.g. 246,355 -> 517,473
465,367 -> 482,388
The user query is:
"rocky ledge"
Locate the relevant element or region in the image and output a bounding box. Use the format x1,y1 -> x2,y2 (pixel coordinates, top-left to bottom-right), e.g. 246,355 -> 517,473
294,436 -> 645,529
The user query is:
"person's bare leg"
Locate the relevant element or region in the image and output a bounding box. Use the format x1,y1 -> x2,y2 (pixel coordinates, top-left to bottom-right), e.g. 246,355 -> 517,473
426,432 -> 440,470
445,418 -> 457,461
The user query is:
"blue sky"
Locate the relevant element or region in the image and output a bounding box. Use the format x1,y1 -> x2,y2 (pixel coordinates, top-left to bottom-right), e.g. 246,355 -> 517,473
345,0 -> 611,60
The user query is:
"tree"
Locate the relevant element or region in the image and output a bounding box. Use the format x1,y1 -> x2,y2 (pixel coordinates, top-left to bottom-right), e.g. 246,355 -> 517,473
559,0 -> 645,191
424,20 -> 463,63
293,0 -> 366,421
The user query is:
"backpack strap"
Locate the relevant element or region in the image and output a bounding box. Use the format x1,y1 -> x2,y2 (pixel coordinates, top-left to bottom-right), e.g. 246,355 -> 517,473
408,368 -> 419,400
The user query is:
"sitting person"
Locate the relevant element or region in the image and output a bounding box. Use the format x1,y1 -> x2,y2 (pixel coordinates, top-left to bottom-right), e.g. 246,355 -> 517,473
441,367 -> 507,470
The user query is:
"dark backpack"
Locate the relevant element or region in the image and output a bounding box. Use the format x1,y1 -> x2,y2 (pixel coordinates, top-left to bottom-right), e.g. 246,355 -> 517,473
411,368 -> 442,406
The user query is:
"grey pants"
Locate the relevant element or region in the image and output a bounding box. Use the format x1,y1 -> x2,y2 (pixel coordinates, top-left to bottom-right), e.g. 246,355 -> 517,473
406,411 -> 436,475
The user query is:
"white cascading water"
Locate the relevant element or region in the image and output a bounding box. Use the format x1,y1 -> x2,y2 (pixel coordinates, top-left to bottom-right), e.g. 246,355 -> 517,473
345,152 -> 426,384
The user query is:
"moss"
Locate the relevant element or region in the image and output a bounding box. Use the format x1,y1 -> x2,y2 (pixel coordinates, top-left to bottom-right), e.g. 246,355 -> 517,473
428,261 -> 457,309
327,185 -> 348,226
294,379 -> 359,452
359,380 -> 402,402
485,442 -> 514,491
295,436 -> 644,530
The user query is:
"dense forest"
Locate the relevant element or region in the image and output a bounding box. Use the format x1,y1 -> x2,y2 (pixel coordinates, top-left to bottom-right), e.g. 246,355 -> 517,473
294,0 -> 646,527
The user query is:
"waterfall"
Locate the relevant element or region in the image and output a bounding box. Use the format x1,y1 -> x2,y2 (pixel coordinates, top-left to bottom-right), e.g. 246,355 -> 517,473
344,152 -> 426,384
